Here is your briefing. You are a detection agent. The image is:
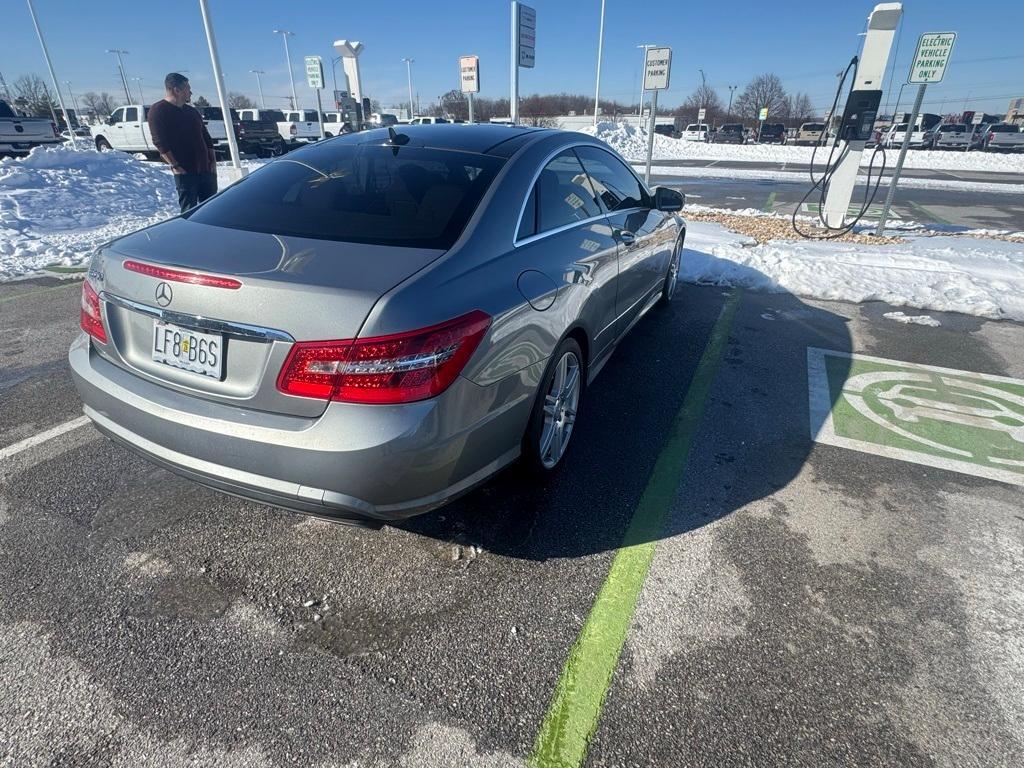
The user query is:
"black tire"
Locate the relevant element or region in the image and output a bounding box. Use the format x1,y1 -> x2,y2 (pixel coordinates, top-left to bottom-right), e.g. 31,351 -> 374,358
324,131 -> 333,138
522,337 -> 585,475
95,137 -> 112,152
659,233 -> 683,305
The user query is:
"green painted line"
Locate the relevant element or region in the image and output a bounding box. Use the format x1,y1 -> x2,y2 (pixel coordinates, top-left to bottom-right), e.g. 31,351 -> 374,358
0,279 -> 81,305
529,289 -> 743,768
907,199 -> 951,226
762,190 -> 777,212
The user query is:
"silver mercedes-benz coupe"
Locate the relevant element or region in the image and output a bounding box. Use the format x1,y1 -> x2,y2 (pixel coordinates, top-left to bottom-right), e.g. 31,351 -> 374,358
70,125 -> 685,525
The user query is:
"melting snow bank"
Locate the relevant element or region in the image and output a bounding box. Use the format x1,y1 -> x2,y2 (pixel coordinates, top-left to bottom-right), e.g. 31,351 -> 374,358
584,121 -> 1024,174
682,221 -> 1024,321
0,146 -> 263,280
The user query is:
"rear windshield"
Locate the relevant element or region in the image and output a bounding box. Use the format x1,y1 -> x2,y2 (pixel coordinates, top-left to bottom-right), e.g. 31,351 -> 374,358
260,110 -> 285,122
939,125 -> 966,133
721,124 -> 743,131
801,123 -> 825,131
989,124 -> 1019,133
200,107 -> 240,121
684,124 -> 700,131
186,144 -> 505,249
893,124 -> 908,131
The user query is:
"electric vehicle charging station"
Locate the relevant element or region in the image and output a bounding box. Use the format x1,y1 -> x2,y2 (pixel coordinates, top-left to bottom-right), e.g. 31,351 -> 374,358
819,2 -> 902,230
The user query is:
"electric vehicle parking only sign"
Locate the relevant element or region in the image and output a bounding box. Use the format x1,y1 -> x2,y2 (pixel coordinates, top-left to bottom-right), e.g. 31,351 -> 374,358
909,32 -> 955,84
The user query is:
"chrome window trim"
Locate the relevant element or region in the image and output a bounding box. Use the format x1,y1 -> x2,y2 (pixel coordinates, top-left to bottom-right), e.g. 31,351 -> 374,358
102,293 -> 294,342
512,140 -> 653,248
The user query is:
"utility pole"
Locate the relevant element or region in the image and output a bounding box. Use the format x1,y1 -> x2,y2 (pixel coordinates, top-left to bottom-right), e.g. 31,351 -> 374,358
727,85 -> 737,121
402,58 -> 414,119
593,0 -> 606,126
698,68 -> 706,119
131,77 -> 144,105
250,70 -> 266,108
64,80 -> 81,116
200,0 -> 243,178
106,49 -> 132,104
273,29 -> 297,111
26,0 -> 75,148
636,44 -> 654,130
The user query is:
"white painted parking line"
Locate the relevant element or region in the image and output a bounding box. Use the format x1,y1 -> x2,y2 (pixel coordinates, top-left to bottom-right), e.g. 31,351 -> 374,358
0,416 -> 90,462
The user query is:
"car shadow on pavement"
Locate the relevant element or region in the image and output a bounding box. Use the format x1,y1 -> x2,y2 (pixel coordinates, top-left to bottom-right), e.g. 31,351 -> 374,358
398,250 -> 853,561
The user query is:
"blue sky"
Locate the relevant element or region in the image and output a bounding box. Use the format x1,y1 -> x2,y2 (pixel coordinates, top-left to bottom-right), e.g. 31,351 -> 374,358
5,0 -> 1022,117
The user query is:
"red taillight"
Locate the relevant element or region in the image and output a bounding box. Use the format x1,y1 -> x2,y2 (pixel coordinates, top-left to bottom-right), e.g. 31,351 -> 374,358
80,280 -> 107,343
988,132 -> 995,142
51,121 -> 59,137
123,260 -> 241,289
277,310 -> 491,404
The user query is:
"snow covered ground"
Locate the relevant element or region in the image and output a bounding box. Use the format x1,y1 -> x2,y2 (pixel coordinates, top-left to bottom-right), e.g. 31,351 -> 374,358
2,145 -> 1023,324
683,220 -> 1024,321
585,121 -> 1024,174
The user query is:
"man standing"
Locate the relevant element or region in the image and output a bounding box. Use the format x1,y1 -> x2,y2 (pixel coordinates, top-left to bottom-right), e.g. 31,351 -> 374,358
148,73 -> 218,213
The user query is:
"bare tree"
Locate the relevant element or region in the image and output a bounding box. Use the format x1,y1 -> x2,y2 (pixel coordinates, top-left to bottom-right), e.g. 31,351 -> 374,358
193,95 -> 211,108
227,91 -> 255,109
12,74 -> 55,118
439,89 -> 468,121
80,91 -> 119,119
733,73 -> 788,122
678,84 -> 723,125
786,92 -> 815,124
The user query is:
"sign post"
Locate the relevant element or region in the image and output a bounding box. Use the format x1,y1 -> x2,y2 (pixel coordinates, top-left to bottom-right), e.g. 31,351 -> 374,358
758,106 -> 768,141
305,55 -> 326,140
876,30 -> 956,235
510,2 -> 535,124
967,110 -> 983,153
642,46 -> 671,186
460,55 -> 480,123
697,107 -> 706,123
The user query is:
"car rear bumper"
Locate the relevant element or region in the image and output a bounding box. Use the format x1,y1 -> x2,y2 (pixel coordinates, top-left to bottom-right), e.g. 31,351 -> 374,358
69,334 -> 539,522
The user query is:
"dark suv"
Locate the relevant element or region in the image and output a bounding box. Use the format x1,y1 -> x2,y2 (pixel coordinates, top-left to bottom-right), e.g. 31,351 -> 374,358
709,123 -> 746,144
757,123 -> 786,144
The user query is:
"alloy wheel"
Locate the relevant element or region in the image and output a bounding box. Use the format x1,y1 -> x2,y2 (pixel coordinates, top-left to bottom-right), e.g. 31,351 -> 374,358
539,351 -> 581,469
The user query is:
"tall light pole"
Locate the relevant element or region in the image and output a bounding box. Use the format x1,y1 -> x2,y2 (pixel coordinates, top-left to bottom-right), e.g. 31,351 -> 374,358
250,69 -> 266,108
106,49 -> 132,103
64,80 -> 80,118
698,68 -> 707,124
402,57 -> 415,119
636,43 -> 655,130
331,57 -> 342,99
593,0 -> 606,126
273,29 -> 297,110
25,0 -> 75,147
131,77 -> 144,104
199,0 -> 243,176
727,85 -> 737,120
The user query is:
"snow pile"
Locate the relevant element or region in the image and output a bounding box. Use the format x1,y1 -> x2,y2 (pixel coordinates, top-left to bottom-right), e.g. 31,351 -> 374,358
584,121 -> 1024,174
883,312 -> 941,327
0,146 -> 266,280
682,221 -> 1024,321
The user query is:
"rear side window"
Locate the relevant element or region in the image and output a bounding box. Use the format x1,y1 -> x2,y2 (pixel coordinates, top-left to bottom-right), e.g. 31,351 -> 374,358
989,124 -> 1018,133
575,146 -> 649,212
186,144 -> 504,249
518,149 -> 601,240
124,107 -> 138,122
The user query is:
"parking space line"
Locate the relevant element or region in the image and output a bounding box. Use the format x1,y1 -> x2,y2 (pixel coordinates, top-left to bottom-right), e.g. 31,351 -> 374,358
528,290 -> 743,768
762,190 -> 777,212
907,200 -> 952,226
0,416 -> 90,462
0,280 -> 80,306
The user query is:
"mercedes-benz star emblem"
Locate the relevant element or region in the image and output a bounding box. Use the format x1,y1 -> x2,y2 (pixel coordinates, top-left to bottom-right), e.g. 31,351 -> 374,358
155,282 -> 173,307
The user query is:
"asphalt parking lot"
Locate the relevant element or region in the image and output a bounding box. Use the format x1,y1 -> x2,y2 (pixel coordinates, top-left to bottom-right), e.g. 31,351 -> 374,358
2,261 -> 1022,766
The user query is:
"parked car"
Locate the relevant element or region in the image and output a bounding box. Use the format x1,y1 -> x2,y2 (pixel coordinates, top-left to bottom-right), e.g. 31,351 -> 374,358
709,123 -> 746,144
794,122 -> 826,146
69,126 -> 686,525
322,111 -> 357,135
0,99 -> 62,157
885,114 -> 942,149
983,123 -> 1024,152
408,116 -> 449,125
680,123 -> 709,142
654,124 -> 677,138
198,107 -> 282,158
757,123 -> 786,144
932,123 -> 985,151
90,104 -> 157,155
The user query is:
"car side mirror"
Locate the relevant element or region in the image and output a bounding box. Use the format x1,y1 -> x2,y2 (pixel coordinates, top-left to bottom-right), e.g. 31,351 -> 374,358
654,186 -> 684,212
107,117 -> 115,125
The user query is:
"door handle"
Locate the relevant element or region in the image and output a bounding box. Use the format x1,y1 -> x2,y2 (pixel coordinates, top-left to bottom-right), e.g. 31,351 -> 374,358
615,229 -> 636,246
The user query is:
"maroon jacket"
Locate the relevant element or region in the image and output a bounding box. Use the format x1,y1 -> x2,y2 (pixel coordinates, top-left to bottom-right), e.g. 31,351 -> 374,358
147,100 -> 215,175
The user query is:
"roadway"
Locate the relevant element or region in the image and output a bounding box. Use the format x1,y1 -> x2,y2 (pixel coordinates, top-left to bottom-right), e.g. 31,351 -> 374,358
1,274 -> 1022,766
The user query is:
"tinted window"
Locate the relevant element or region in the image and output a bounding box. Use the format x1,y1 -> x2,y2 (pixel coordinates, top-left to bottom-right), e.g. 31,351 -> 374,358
575,146 -> 649,213
685,124 -> 698,131
124,107 -> 138,122
187,144 -> 504,249
990,124 -> 1019,133
262,110 -> 285,122
524,149 -> 601,236
939,125 -> 966,133
0,101 -> 16,118
802,123 -> 825,131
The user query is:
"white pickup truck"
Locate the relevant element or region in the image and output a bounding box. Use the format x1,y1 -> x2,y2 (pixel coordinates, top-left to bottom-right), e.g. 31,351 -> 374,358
0,99 -> 62,157
196,107 -> 282,157
983,123 -> 1024,152
90,104 -> 157,154
237,108 -> 327,142
680,123 -> 709,142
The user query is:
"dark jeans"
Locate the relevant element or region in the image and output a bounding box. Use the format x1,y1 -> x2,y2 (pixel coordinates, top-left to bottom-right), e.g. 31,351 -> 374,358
174,171 -> 218,213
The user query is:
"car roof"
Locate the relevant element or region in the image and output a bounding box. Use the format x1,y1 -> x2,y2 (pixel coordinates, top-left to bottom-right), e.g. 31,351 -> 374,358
351,123 -> 554,156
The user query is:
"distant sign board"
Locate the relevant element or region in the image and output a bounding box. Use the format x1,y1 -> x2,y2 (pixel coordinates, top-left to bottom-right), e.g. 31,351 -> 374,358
460,55 -> 480,94
972,112 -> 985,125
697,107 -> 706,121
643,47 -> 671,91
517,4 -> 536,68
758,107 -> 769,121
304,56 -> 324,89
909,32 -> 955,84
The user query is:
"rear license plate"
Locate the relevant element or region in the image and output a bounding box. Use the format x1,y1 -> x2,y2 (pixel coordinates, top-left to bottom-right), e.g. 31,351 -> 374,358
152,320 -> 223,379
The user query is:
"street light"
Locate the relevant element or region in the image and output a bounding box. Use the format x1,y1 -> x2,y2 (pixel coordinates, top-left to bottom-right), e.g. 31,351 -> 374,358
698,68 -> 707,124
273,29 -> 297,110
727,85 -> 737,120
64,80 -> 80,117
199,0 -> 242,175
250,69 -> 266,109
402,57 -> 415,120
593,0 -> 606,127
106,48 -> 132,103
131,76 -> 144,104
636,43 -> 655,130
25,0 -> 75,148
331,56 -> 342,100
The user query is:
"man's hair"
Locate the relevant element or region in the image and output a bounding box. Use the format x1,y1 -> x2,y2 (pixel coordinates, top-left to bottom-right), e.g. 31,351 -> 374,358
165,73 -> 189,91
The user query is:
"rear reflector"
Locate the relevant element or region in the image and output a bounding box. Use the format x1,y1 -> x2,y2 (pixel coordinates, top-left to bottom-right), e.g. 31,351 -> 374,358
277,310 -> 491,404
80,280 -> 107,343
123,259 -> 242,289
